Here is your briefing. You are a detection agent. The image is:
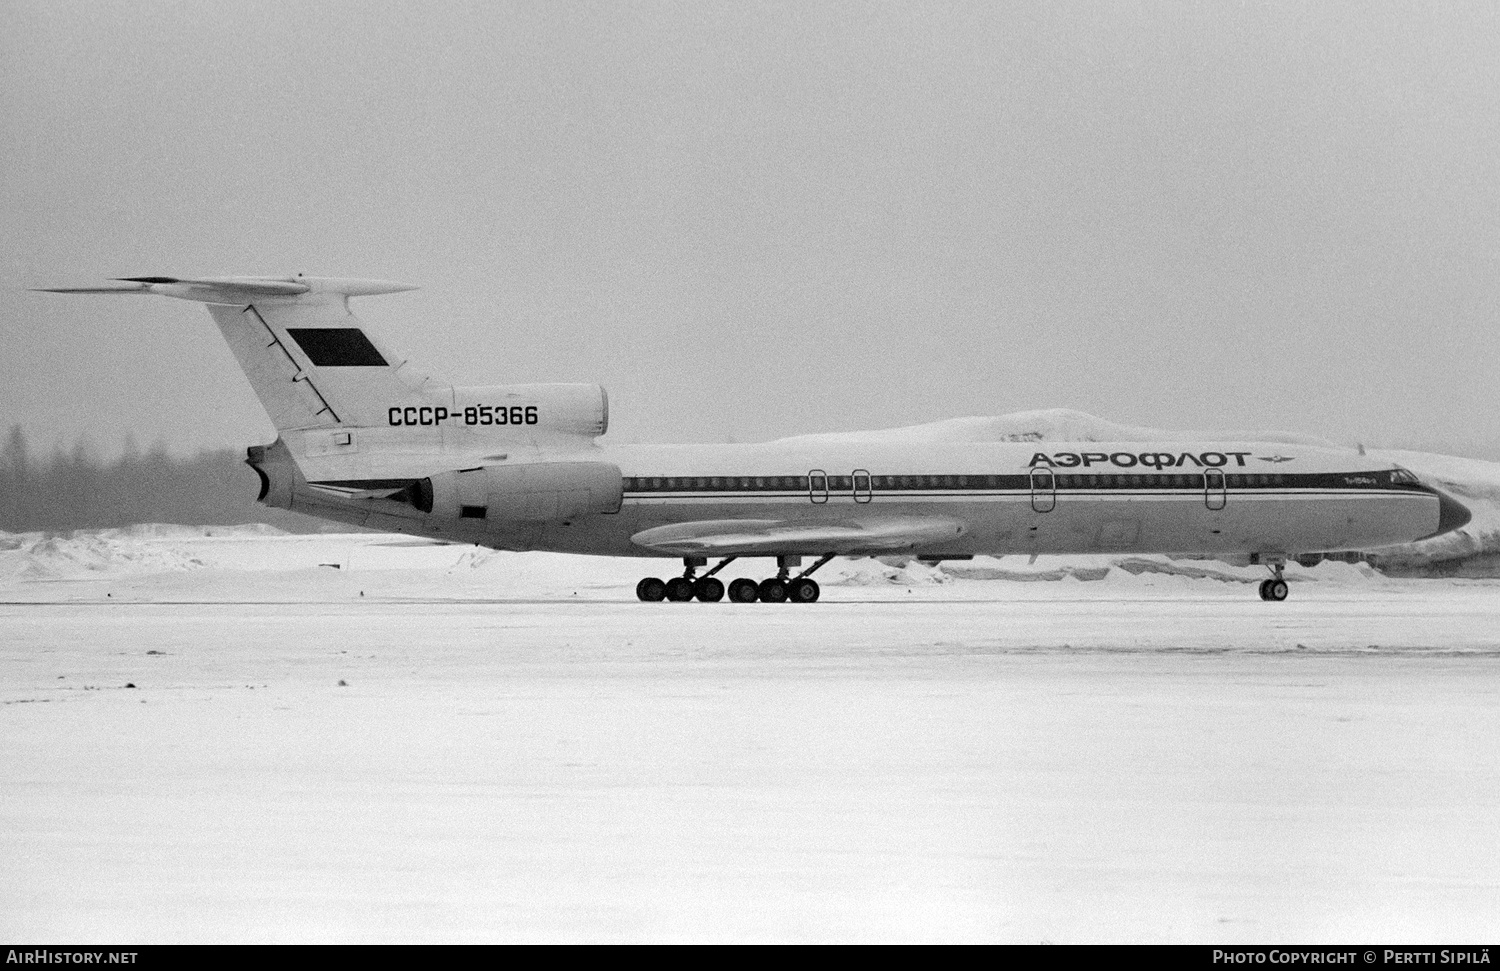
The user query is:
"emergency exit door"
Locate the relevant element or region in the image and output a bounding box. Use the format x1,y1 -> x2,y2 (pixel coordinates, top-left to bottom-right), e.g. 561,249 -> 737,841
808,469 -> 828,504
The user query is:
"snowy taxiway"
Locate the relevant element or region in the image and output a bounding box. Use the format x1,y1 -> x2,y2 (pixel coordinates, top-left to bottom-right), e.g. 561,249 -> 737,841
2,529 -> 1498,942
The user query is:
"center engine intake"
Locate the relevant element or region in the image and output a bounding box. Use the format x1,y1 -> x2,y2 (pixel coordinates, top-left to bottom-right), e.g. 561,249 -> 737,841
413,461 -> 623,522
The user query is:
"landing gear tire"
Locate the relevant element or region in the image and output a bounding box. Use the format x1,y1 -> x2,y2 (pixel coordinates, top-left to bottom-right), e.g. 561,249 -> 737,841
693,577 -> 725,602
758,578 -> 788,603
665,576 -> 696,602
636,577 -> 666,602
1258,578 -> 1289,601
728,578 -> 760,603
788,578 -> 820,603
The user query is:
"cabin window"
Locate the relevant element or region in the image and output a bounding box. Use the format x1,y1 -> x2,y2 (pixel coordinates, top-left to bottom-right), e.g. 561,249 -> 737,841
460,505 -> 487,519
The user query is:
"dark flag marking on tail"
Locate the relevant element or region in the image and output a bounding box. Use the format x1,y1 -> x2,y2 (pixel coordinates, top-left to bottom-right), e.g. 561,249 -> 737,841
286,328 -> 389,367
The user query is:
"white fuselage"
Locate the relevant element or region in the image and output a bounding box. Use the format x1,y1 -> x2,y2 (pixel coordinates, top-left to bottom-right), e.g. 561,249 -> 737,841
280,437 -> 1451,561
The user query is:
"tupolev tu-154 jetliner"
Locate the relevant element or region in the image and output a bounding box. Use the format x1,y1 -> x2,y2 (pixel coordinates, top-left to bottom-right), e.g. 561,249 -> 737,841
43,275 -> 1471,603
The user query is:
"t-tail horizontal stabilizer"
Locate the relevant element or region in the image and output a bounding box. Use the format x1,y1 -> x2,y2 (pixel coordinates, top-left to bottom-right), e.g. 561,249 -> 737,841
35,275 -> 418,304
39,273 -> 436,433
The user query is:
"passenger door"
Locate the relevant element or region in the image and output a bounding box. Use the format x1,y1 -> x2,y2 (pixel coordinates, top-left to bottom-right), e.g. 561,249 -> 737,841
1030,468 -> 1056,513
1204,468 -> 1227,511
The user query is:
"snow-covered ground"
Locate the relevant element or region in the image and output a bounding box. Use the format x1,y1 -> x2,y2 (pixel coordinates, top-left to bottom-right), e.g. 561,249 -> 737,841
2,526 -> 1499,942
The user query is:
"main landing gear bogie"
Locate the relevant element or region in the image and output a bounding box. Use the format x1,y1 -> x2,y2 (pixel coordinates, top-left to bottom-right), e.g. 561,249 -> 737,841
637,556 -> 830,604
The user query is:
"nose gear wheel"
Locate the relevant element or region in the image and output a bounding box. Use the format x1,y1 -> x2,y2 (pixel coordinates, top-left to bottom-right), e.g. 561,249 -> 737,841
1256,560 -> 1290,601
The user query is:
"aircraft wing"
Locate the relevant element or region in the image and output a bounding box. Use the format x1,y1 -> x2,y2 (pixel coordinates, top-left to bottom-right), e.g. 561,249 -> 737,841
630,516 -> 966,556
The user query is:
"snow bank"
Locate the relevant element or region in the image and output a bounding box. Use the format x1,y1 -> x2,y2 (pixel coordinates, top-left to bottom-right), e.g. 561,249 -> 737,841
0,531 -> 209,582
843,553 -> 1384,590
777,408 -> 1339,447
0,525 -> 475,582
97,523 -> 286,541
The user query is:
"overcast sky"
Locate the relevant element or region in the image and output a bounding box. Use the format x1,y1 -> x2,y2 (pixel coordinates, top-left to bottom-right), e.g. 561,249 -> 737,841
3,0 -> 1498,458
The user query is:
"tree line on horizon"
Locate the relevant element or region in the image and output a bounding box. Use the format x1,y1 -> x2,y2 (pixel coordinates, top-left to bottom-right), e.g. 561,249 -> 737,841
0,425 -> 326,534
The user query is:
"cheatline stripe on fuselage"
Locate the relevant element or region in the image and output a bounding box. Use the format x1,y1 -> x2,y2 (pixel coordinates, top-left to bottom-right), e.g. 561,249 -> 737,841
623,491 -> 1427,499
618,470 -> 1430,495
309,472 -> 1435,503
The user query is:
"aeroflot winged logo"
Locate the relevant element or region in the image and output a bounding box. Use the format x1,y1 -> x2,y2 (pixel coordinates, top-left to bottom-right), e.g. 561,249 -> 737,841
1028,450 -> 1263,469
1259,455 -> 1296,463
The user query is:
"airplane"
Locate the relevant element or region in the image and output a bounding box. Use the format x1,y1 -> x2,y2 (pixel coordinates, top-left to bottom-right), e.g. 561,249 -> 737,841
40,274 -> 1471,603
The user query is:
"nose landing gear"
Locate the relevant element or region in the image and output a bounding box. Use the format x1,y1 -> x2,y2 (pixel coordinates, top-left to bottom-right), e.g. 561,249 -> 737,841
1257,559 -> 1290,601
1258,578 -> 1289,601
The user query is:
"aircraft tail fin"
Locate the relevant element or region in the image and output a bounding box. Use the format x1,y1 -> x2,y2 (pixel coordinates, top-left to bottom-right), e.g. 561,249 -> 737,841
39,275 -> 447,431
